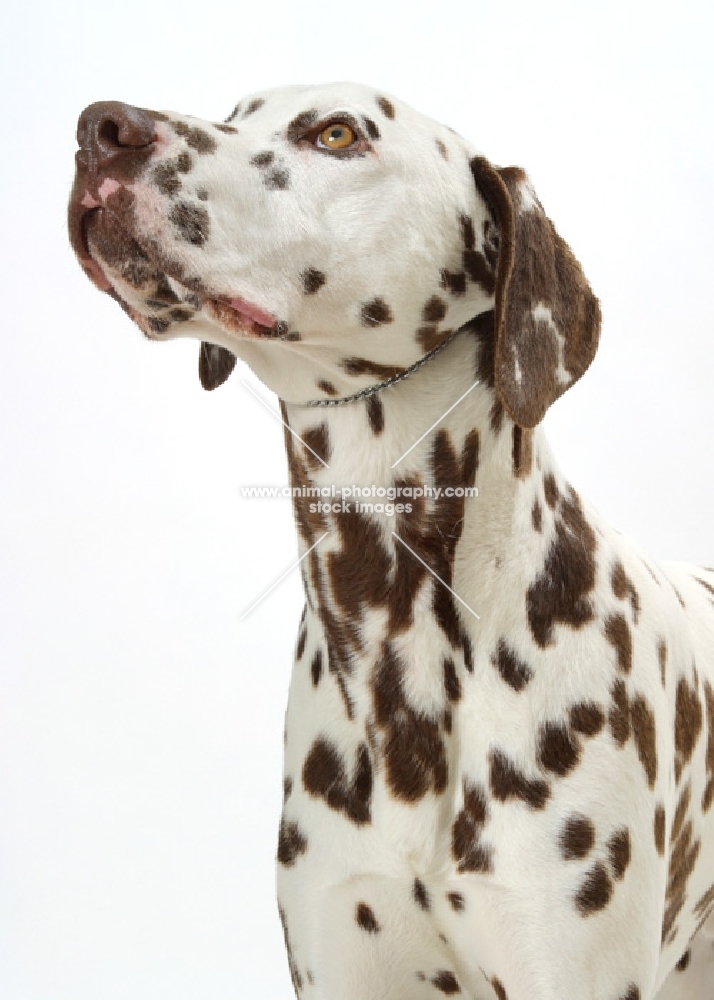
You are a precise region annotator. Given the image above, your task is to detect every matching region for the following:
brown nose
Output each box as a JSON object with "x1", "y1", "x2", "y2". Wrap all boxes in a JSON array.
[{"x1": 76, "y1": 101, "x2": 155, "y2": 175}]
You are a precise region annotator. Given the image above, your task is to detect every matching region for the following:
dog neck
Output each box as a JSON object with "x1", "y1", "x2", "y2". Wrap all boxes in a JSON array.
[{"x1": 280, "y1": 312, "x2": 558, "y2": 668}]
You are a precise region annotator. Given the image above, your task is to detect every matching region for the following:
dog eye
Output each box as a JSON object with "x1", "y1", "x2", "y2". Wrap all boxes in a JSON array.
[{"x1": 317, "y1": 123, "x2": 357, "y2": 150}]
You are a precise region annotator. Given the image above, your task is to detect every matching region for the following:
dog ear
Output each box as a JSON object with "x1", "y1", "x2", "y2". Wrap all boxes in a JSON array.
[
  {"x1": 470, "y1": 157, "x2": 601, "y2": 428},
  {"x1": 199, "y1": 342, "x2": 236, "y2": 390}
]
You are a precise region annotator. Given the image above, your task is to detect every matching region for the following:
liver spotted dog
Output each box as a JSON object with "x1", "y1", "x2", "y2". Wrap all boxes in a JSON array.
[{"x1": 68, "y1": 84, "x2": 714, "y2": 1000}]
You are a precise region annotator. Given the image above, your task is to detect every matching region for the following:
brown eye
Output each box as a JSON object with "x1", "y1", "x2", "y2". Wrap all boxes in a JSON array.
[{"x1": 317, "y1": 123, "x2": 356, "y2": 150}]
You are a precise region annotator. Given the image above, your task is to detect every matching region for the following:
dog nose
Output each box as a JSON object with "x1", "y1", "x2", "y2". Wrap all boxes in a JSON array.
[{"x1": 76, "y1": 101, "x2": 155, "y2": 173}]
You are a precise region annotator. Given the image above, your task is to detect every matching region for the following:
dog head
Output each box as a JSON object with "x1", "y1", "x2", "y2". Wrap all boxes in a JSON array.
[{"x1": 69, "y1": 83, "x2": 599, "y2": 426}]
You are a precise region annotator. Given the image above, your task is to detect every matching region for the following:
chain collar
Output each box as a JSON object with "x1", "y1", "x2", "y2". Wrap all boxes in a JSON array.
[{"x1": 301, "y1": 326, "x2": 466, "y2": 408}]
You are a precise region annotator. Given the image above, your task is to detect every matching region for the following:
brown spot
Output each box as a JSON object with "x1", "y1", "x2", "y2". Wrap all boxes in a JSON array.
[
  {"x1": 326, "y1": 507, "x2": 391, "y2": 630},
  {"x1": 569, "y1": 702, "x2": 605, "y2": 737},
  {"x1": 302, "y1": 422, "x2": 331, "y2": 469},
  {"x1": 423, "y1": 295, "x2": 448, "y2": 323},
  {"x1": 417, "y1": 324, "x2": 450, "y2": 352},
  {"x1": 432, "y1": 971, "x2": 460, "y2": 994},
  {"x1": 607, "y1": 828, "x2": 631, "y2": 880},
  {"x1": 440, "y1": 268, "x2": 467, "y2": 296},
  {"x1": 491, "y1": 977, "x2": 508, "y2": 1000},
  {"x1": 458, "y1": 213, "x2": 475, "y2": 249},
  {"x1": 277, "y1": 817, "x2": 308, "y2": 866},
  {"x1": 662, "y1": 785, "x2": 700, "y2": 942},
  {"x1": 662, "y1": 814, "x2": 701, "y2": 942},
  {"x1": 672, "y1": 785, "x2": 691, "y2": 843},
  {"x1": 560, "y1": 815, "x2": 595, "y2": 860},
  {"x1": 491, "y1": 639, "x2": 532, "y2": 692},
  {"x1": 512, "y1": 426, "x2": 533, "y2": 479},
  {"x1": 462, "y1": 634, "x2": 474, "y2": 673},
  {"x1": 676, "y1": 950, "x2": 691, "y2": 971},
  {"x1": 265, "y1": 169, "x2": 290, "y2": 190},
  {"x1": 341, "y1": 357, "x2": 405, "y2": 380},
  {"x1": 214, "y1": 123, "x2": 238, "y2": 134},
  {"x1": 694, "y1": 884, "x2": 714, "y2": 923},
  {"x1": 693, "y1": 574, "x2": 714, "y2": 599},
  {"x1": 543, "y1": 472, "x2": 559, "y2": 509},
  {"x1": 360, "y1": 297, "x2": 393, "y2": 327},
  {"x1": 413, "y1": 878, "x2": 430, "y2": 911},
  {"x1": 674, "y1": 674, "x2": 702, "y2": 782},
  {"x1": 532, "y1": 498, "x2": 542, "y2": 532},
  {"x1": 169, "y1": 308, "x2": 193, "y2": 323},
  {"x1": 372, "y1": 644, "x2": 447, "y2": 802},
  {"x1": 172, "y1": 121, "x2": 217, "y2": 154},
  {"x1": 250, "y1": 150, "x2": 275, "y2": 167},
  {"x1": 452, "y1": 780, "x2": 493, "y2": 873},
  {"x1": 619, "y1": 987, "x2": 640, "y2": 1000},
  {"x1": 377, "y1": 96, "x2": 395, "y2": 119},
  {"x1": 443, "y1": 657, "x2": 462, "y2": 702},
  {"x1": 447, "y1": 891, "x2": 465, "y2": 912},
  {"x1": 296, "y1": 625, "x2": 307, "y2": 660},
  {"x1": 527, "y1": 487, "x2": 596, "y2": 647},
  {"x1": 244, "y1": 98, "x2": 265, "y2": 116},
  {"x1": 301, "y1": 267, "x2": 326, "y2": 295},
  {"x1": 196, "y1": 189, "x2": 208, "y2": 202},
  {"x1": 575, "y1": 861, "x2": 613, "y2": 916},
  {"x1": 146, "y1": 276, "x2": 181, "y2": 306},
  {"x1": 363, "y1": 116, "x2": 380, "y2": 140},
  {"x1": 654, "y1": 804, "x2": 666, "y2": 856},
  {"x1": 148, "y1": 317, "x2": 171, "y2": 334},
  {"x1": 490, "y1": 748, "x2": 549, "y2": 810},
  {"x1": 317, "y1": 379, "x2": 337, "y2": 396},
  {"x1": 658, "y1": 639, "x2": 668, "y2": 687},
  {"x1": 169, "y1": 201, "x2": 209, "y2": 246},
  {"x1": 604, "y1": 614, "x2": 632, "y2": 674},
  {"x1": 463, "y1": 247, "x2": 496, "y2": 295},
  {"x1": 310, "y1": 649, "x2": 322, "y2": 687},
  {"x1": 302, "y1": 737, "x2": 372, "y2": 825},
  {"x1": 611, "y1": 560, "x2": 641, "y2": 623},
  {"x1": 703, "y1": 681, "x2": 714, "y2": 811},
  {"x1": 490, "y1": 397, "x2": 505, "y2": 435},
  {"x1": 153, "y1": 161, "x2": 181, "y2": 196},
  {"x1": 366, "y1": 396, "x2": 384, "y2": 435},
  {"x1": 609, "y1": 679, "x2": 630, "y2": 746},
  {"x1": 630, "y1": 694, "x2": 657, "y2": 788},
  {"x1": 355, "y1": 902, "x2": 380, "y2": 933},
  {"x1": 176, "y1": 152, "x2": 191, "y2": 173},
  {"x1": 436, "y1": 138, "x2": 448, "y2": 159},
  {"x1": 470, "y1": 310, "x2": 496, "y2": 389},
  {"x1": 287, "y1": 109, "x2": 319, "y2": 144},
  {"x1": 538, "y1": 721, "x2": 580, "y2": 776}
]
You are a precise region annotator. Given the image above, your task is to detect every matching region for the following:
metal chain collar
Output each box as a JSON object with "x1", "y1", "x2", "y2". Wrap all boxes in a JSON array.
[{"x1": 303, "y1": 326, "x2": 465, "y2": 408}]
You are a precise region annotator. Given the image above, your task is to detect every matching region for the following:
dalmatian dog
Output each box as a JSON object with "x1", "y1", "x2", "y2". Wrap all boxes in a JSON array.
[{"x1": 68, "y1": 84, "x2": 714, "y2": 1000}]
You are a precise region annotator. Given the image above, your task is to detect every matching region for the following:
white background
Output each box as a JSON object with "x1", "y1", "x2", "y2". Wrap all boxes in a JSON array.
[{"x1": 1, "y1": 1, "x2": 713, "y2": 997}]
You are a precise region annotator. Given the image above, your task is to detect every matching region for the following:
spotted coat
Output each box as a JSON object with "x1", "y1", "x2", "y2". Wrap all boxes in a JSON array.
[{"x1": 69, "y1": 84, "x2": 714, "y2": 1000}]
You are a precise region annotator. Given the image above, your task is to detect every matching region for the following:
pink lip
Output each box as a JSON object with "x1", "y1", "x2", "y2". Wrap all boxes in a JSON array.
[{"x1": 227, "y1": 296, "x2": 277, "y2": 329}]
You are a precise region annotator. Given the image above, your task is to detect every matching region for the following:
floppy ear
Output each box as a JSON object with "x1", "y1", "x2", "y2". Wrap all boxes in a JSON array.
[
  {"x1": 199, "y1": 342, "x2": 236, "y2": 390},
  {"x1": 470, "y1": 157, "x2": 601, "y2": 428}
]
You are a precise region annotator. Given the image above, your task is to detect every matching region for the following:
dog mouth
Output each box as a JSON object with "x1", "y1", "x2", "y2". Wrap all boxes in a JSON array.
[{"x1": 69, "y1": 201, "x2": 286, "y2": 341}]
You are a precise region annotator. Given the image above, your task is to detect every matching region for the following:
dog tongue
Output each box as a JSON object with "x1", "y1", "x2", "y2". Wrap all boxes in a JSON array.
[{"x1": 228, "y1": 296, "x2": 276, "y2": 329}]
